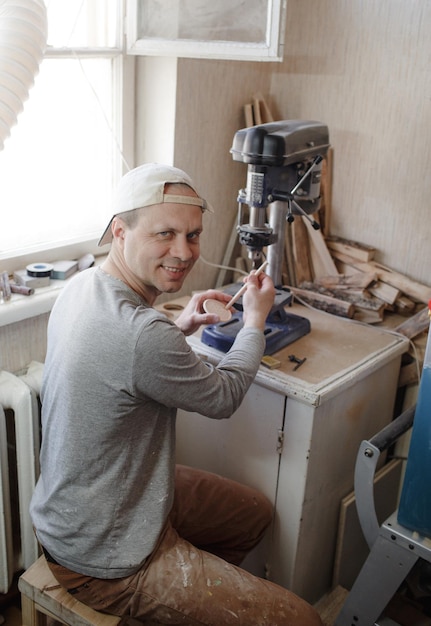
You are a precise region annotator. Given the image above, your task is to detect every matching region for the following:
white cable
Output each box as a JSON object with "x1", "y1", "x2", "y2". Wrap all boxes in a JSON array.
[{"x1": 198, "y1": 254, "x2": 248, "y2": 277}]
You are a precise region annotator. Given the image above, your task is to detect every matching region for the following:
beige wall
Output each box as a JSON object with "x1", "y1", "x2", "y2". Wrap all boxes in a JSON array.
[
  {"x1": 0, "y1": 314, "x2": 48, "y2": 373},
  {"x1": 272, "y1": 0, "x2": 431, "y2": 285},
  {"x1": 173, "y1": 58, "x2": 274, "y2": 294},
  {"x1": 138, "y1": 0, "x2": 431, "y2": 298},
  {"x1": 137, "y1": 55, "x2": 275, "y2": 299}
]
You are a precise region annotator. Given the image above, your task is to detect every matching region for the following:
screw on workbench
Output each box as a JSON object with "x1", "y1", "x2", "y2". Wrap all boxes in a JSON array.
[{"x1": 288, "y1": 354, "x2": 307, "y2": 371}]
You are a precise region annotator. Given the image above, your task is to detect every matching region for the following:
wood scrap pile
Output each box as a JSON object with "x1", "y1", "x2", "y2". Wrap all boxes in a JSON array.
[
  {"x1": 275, "y1": 127, "x2": 431, "y2": 335},
  {"x1": 285, "y1": 230, "x2": 431, "y2": 334},
  {"x1": 243, "y1": 92, "x2": 274, "y2": 126}
]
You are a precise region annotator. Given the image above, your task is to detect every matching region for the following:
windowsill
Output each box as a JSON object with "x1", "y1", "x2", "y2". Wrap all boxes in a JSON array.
[
  {"x1": 0, "y1": 279, "x2": 68, "y2": 328},
  {"x1": 0, "y1": 255, "x2": 107, "y2": 328}
]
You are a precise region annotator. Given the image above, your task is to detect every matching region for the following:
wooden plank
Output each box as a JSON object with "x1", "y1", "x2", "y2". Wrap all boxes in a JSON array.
[
  {"x1": 394, "y1": 306, "x2": 430, "y2": 339},
  {"x1": 290, "y1": 286, "x2": 354, "y2": 317},
  {"x1": 303, "y1": 217, "x2": 339, "y2": 278},
  {"x1": 254, "y1": 92, "x2": 274, "y2": 123},
  {"x1": 326, "y1": 236, "x2": 376, "y2": 262},
  {"x1": 395, "y1": 295, "x2": 416, "y2": 316},
  {"x1": 284, "y1": 224, "x2": 296, "y2": 286},
  {"x1": 291, "y1": 216, "x2": 313, "y2": 284},
  {"x1": 330, "y1": 251, "x2": 431, "y2": 303},
  {"x1": 333, "y1": 259, "x2": 363, "y2": 276},
  {"x1": 252, "y1": 97, "x2": 262, "y2": 124},
  {"x1": 299, "y1": 282, "x2": 385, "y2": 311},
  {"x1": 314, "y1": 273, "x2": 377, "y2": 290},
  {"x1": 314, "y1": 585, "x2": 349, "y2": 626},
  {"x1": 368, "y1": 281, "x2": 400, "y2": 305},
  {"x1": 353, "y1": 306, "x2": 385, "y2": 324},
  {"x1": 320, "y1": 148, "x2": 333, "y2": 236},
  {"x1": 244, "y1": 103, "x2": 254, "y2": 127},
  {"x1": 21, "y1": 594, "x2": 44, "y2": 626},
  {"x1": 19, "y1": 557, "x2": 121, "y2": 626}
]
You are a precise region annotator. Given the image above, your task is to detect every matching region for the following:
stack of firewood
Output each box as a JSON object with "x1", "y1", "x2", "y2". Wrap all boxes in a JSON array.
[
  {"x1": 281, "y1": 154, "x2": 431, "y2": 332},
  {"x1": 286, "y1": 232, "x2": 431, "y2": 329}
]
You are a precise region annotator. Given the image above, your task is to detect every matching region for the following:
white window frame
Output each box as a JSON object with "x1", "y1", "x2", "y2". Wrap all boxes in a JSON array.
[
  {"x1": 126, "y1": 0, "x2": 287, "y2": 62},
  {"x1": 0, "y1": 7, "x2": 135, "y2": 276}
]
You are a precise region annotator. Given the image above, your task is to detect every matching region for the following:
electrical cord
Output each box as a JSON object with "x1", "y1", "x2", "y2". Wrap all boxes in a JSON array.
[{"x1": 198, "y1": 253, "x2": 249, "y2": 277}]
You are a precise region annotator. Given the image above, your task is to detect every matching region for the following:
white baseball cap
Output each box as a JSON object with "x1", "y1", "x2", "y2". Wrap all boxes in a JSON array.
[{"x1": 98, "y1": 163, "x2": 212, "y2": 246}]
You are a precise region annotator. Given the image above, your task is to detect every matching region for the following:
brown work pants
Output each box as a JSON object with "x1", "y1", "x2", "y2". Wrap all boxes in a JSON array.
[{"x1": 46, "y1": 465, "x2": 322, "y2": 625}]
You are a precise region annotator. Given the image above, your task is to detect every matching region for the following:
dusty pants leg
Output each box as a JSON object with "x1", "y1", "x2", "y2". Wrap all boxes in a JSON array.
[
  {"x1": 47, "y1": 524, "x2": 322, "y2": 626},
  {"x1": 45, "y1": 466, "x2": 322, "y2": 624},
  {"x1": 170, "y1": 464, "x2": 273, "y2": 565}
]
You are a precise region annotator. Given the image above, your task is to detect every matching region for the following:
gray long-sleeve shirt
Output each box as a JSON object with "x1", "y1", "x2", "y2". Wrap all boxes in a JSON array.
[{"x1": 30, "y1": 267, "x2": 265, "y2": 578}]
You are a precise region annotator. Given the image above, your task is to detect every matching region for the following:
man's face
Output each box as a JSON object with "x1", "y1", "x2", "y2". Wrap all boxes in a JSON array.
[{"x1": 115, "y1": 187, "x2": 203, "y2": 300}]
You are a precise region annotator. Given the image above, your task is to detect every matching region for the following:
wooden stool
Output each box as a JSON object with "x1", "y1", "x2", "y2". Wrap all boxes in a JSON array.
[{"x1": 19, "y1": 555, "x2": 121, "y2": 626}]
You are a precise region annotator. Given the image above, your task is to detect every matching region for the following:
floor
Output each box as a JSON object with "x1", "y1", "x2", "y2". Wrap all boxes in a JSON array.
[
  {"x1": 314, "y1": 586, "x2": 349, "y2": 625},
  {"x1": 315, "y1": 585, "x2": 431, "y2": 626}
]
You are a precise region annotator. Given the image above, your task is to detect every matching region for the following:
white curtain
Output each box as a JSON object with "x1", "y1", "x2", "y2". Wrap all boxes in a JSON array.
[{"x1": 0, "y1": 0, "x2": 47, "y2": 150}]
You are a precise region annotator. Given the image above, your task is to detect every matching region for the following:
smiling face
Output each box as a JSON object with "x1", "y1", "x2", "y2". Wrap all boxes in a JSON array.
[{"x1": 107, "y1": 183, "x2": 203, "y2": 303}]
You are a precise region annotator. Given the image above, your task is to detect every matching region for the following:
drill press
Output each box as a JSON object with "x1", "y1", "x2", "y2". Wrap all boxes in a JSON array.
[{"x1": 202, "y1": 120, "x2": 330, "y2": 356}]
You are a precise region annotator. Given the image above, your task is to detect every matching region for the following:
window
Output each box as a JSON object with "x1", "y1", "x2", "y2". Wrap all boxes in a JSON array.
[
  {"x1": 126, "y1": 0, "x2": 287, "y2": 61},
  {"x1": 0, "y1": 0, "x2": 133, "y2": 268}
]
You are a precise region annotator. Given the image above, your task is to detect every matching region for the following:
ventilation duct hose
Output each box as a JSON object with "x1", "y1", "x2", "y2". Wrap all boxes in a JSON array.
[{"x1": 0, "y1": 0, "x2": 48, "y2": 150}]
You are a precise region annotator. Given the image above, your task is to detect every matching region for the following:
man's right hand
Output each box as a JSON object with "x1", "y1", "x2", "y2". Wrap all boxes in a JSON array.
[{"x1": 241, "y1": 271, "x2": 276, "y2": 331}]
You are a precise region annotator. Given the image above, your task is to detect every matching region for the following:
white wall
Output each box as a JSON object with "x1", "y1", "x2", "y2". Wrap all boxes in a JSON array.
[
  {"x1": 135, "y1": 56, "x2": 178, "y2": 165},
  {"x1": 136, "y1": 56, "x2": 274, "y2": 299}
]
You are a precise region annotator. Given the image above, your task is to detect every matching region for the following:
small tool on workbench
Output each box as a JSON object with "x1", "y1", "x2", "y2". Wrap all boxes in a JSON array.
[
  {"x1": 261, "y1": 355, "x2": 281, "y2": 370},
  {"x1": 288, "y1": 354, "x2": 307, "y2": 371}
]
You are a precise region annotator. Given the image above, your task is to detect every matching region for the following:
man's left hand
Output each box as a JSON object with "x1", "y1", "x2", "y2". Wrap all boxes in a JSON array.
[{"x1": 174, "y1": 290, "x2": 232, "y2": 336}]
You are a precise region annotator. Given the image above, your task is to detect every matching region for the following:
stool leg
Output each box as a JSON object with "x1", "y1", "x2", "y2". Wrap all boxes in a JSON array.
[
  {"x1": 21, "y1": 596, "x2": 47, "y2": 626},
  {"x1": 334, "y1": 533, "x2": 419, "y2": 625}
]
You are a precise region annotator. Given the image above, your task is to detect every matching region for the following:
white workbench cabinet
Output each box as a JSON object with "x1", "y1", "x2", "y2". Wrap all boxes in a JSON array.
[{"x1": 170, "y1": 302, "x2": 409, "y2": 604}]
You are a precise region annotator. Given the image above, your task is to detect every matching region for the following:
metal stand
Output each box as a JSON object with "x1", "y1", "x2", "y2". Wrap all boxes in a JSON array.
[{"x1": 334, "y1": 406, "x2": 431, "y2": 626}]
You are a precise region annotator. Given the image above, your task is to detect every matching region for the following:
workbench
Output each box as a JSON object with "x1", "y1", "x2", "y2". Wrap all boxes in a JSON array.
[{"x1": 157, "y1": 298, "x2": 409, "y2": 604}]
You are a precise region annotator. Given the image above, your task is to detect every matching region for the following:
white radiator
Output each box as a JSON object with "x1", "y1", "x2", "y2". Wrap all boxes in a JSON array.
[{"x1": 0, "y1": 361, "x2": 43, "y2": 593}]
